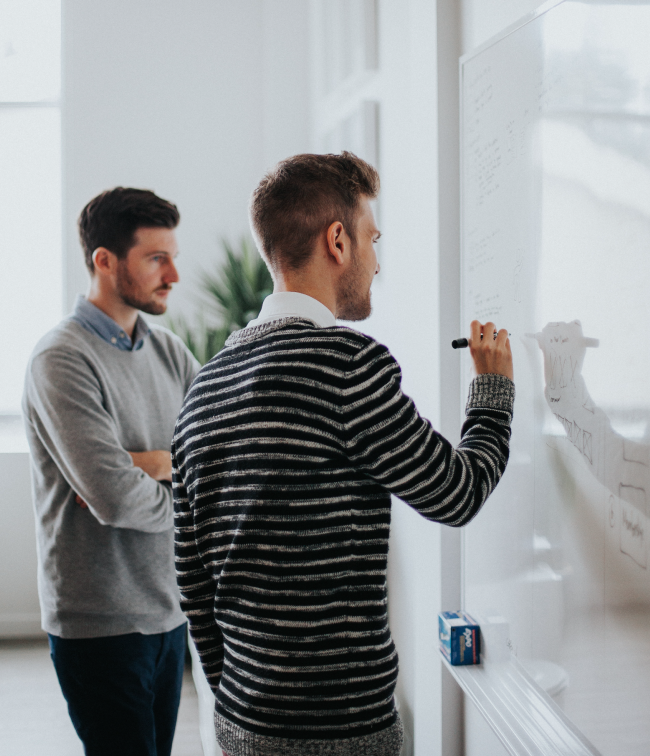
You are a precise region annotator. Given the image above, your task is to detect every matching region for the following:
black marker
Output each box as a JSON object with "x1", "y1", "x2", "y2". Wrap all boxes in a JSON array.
[{"x1": 451, "y1": 333, "x2": 511, "y2": 349}]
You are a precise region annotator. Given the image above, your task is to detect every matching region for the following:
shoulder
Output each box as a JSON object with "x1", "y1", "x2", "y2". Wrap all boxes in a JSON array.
[
  {"x1": 209, "y1": 318, "x2": 396, "y2": 379},
  {"x1": 325, "y1": 325, "x2": 396, "y2": 367},
  {"x1": 226, "y1": 319, "x2": 395, "y2": 365},
  {"x1": 29, "y1": 318, "x2": 95, "y2": 365},
  {"x1": 149, "y1": 322, "x2": 192, "y2": 354},
  {"x1": 324, "y1": 324, "x2": 377, "y2": 351},
  {"x1": 276, "y1": 320, "x2": 391, "y2": 361},
  {"x1": 148, "y1": 323, "x2": 201, "y2": 379},
  {"x1": 280, "y1": 322, "x2": 400, "y2": 382},
  {"x1": 24, "y1": 320, "x2": 101, "y2": 405}
]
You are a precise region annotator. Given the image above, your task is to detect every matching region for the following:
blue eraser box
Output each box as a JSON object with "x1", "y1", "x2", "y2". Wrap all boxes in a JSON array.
[{"x1": 439, "y1": 611, "x2": 481, "y2": 665}]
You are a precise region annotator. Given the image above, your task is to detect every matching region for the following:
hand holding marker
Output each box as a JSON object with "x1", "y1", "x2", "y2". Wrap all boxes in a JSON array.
[
  {"x1": 454, "y1": 321, "x2": 514, "y2": 381},
  {"x1": 452, "y1": 332, "x2": 510, "y2": 349}
]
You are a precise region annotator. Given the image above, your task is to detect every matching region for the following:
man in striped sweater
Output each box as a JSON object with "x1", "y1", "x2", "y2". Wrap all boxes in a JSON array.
[{"x1": 172, "y1": 153, "x2": 514, "y2": 756}]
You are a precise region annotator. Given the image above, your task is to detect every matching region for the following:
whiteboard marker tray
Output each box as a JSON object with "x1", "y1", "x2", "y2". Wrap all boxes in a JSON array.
[{"x1": 442, "y1": 654, "x2": 601, "y2": 756}]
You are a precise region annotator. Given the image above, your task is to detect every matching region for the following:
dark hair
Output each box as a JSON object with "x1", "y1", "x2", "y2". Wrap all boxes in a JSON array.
[
  {"x1": 250, "y1": 152, "x2": 380, "y2": 272},
  {"x1": 78, "y1": 187, "x2": 180, "y2": 273}
]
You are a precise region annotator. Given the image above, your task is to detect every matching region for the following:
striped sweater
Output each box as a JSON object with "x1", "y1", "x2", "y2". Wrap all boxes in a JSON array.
[{"x1": 172, "y1": 317, "x2": 514, "y2": 754}]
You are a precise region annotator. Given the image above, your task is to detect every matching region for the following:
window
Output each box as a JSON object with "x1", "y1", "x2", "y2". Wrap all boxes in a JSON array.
[{"x1": 0, "y1": 0, "x2": 62, "y2": 449}]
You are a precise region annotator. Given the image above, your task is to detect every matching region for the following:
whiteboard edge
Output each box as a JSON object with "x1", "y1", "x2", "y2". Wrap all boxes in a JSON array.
[
  {"x1": 458, "y1": 48, "x2": 466, "y2": 618},
  {"x1": 459, "y1": 0, "x2": 566, "y2": 65}
]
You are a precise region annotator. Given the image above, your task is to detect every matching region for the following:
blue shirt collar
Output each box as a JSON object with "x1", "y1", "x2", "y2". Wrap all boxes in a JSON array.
[{"x1": 71, "y1": 295, "x2": 151, "y2": 351}]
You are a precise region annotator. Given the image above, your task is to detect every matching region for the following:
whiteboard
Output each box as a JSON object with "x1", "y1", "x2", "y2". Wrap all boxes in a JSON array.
[{"x1": 460, "y1": 2, "x2": 650, "y2": 754}]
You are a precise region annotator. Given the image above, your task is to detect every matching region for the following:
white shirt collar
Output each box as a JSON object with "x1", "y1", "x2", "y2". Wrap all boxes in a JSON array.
[{"x1": 247, "y1": 292, "x2": 336, "y2": 329}]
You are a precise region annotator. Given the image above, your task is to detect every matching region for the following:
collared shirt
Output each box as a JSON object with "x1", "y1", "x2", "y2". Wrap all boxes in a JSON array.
[
  {"x1": 71, "y1": 295, "x2": 151, "y2": 351},
  {"x1": 246, "y1": 292, "x2": 336, "y2": 329}
]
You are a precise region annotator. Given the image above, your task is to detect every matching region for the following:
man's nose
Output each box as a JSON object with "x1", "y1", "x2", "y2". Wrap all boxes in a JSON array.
[
  {"x1": 166, "y1": 260, "x2": 180, "y2": 284},
  {"x1": 375, "y1": 263, "x2": 381, "y2": 275}
]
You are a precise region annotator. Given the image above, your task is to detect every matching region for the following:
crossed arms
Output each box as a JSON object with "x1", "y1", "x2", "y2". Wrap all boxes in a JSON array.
[{"x1": 25, "y1": 347, "x2": 175, "y2": 533}]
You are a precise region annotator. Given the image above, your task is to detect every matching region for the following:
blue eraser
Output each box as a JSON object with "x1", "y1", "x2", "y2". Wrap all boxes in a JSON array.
[{"x1": 439, "y1": 611, "x2": 481, "y2": 665}]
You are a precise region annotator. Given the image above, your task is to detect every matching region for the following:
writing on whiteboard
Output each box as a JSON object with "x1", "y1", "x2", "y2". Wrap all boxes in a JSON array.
[
  {"x1": 472, "y1": 137, "x2": 502, "y2": 205},
  {"x1": 467, "y1": 227, "x2": 500, "y2": 273},
  {"x1": 472, "y1": 292, "x2": 502, "y2": 321}
]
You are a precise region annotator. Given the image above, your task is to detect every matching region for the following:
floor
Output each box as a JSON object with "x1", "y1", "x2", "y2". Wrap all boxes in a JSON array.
[{"x1": 0, "y1": 638, "x2": 203, "y2": 756}]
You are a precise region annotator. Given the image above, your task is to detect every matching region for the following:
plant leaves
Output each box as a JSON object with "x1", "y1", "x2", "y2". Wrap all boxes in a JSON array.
[{"x1": 164, "y1": 237, "x2": 272, "y2": 365}]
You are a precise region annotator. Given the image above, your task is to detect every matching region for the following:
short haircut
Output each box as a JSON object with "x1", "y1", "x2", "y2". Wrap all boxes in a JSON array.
[
  {"x1": 78, "y1": 187, "x2": 180, "y2": 273},
  {"x1": 250, "y1": 152, "x2": 380, "y2": 272}
]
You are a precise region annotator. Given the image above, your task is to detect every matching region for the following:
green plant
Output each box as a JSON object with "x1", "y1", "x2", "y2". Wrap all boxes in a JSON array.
[{"x1": 167, "y1": 237, "x2": 272, "y2": 365}]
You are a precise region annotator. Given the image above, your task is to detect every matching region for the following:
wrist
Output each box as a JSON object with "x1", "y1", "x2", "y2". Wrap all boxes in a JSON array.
[{"x1": 467, "y1": 374, "x2": 515, "y2": 413}]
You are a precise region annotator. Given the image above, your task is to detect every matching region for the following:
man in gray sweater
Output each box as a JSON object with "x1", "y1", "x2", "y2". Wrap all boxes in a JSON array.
[{"x1": 23, "y1": 188, "x2": 200, "y2": 756}]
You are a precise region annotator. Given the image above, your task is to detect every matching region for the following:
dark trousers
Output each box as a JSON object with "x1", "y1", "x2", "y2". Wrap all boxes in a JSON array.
[{"x1": 48, "y1": 623, "x2": 186, "y2": 756}]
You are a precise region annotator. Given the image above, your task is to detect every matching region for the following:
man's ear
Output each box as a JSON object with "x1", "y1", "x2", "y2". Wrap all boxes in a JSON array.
[
  {"x1": 92, "y1": 247, "x2": 117, "y2": 275},
  {"x1": 325, "y1": 221, "x2": 347, "y2": 266}
]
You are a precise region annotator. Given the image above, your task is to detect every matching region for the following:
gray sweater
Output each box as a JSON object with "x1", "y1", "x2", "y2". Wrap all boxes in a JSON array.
[{"x1": 23, "y1": 317, "x2": 199, "y2": 638}]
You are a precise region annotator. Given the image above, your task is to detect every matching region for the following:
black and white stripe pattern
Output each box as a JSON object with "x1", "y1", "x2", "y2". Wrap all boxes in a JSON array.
[{"x1": 172, "y1": 318, "x2": 514, "y2": 746}]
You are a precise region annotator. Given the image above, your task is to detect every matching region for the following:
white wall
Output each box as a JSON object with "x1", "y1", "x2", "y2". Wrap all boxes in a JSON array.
[
  {"x1": 0, "y1": 455, "x2": 41, "y2": 637},
  {"x1": 368, "y1": 2, "x2": 442, "y2": 753},
  {"x1": 261, "y1": 1, "x2": 311, "y2": 170},
  {"x1": 62, "y1": 0, "x2": 310, "y2": 317}
]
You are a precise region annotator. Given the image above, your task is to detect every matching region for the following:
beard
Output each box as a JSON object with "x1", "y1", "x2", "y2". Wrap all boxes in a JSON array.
[
  {"x1": 116, "y1": 261, "x2": 170, "y2": 315},
  {"x1": 336, "y1": 248, "x2": 372, "y2": 322}
]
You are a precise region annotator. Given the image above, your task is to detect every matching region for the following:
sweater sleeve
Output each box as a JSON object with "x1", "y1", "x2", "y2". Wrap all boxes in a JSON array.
[
  {"x1": 25, "y1": 348, "x2": 173, "y2": 533},
  {"x1": 185, "y1": 351, "x2": 201, "y2": 392},
  {"x1": 343, "y1": 341, "x2": 514, "y2": 526},
  {"x1": 172, "y1": 447, "x2": 224, "y2": 694},
  {"x1": 170, "y1": 330, "x2": 201, "y2": 392}
]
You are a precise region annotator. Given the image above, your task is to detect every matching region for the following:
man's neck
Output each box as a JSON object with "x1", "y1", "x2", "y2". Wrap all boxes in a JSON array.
[
  {"x1": 272, "y1": 276, "x2": 337, "y2": 320},
  {"x1": 87, "y1": 288, "x2": 139, "y2": 339}
]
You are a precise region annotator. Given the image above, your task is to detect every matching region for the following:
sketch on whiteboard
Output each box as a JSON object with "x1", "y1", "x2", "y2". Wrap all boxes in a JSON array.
[
  {"x1": 623, "y1": 438, "x2": 649, "y2": 466},
  {"x1": 619, "y1": 485, "x2": 647, "y2": 568},
  {"x1": 535, "y1": 320, "x2": 650, "y2": 568}
]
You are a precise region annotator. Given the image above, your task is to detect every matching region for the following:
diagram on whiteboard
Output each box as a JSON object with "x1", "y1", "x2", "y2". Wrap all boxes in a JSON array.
[{"x1": 535, "y1": 320, "x2": 649, "y2": 568}]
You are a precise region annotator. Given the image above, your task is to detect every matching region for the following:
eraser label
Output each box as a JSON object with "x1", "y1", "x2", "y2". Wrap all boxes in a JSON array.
[{"x1": 439, "y1": 611, "x2": 481, "y2": 665}]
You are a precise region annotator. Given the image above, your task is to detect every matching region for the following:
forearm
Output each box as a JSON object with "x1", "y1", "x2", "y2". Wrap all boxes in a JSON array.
[
  {"x1": 129, "y1": 451, "x2": 172, "y2": 482},
  {"x1": 398, "y1": 376, "x2": 513, "y2": 525},
  {"x1": 78, "y1": 459, "x2": 174, "y2": 531},
  {"x1": 346, "y1": 342, "x2": 514, "y2": 526}
]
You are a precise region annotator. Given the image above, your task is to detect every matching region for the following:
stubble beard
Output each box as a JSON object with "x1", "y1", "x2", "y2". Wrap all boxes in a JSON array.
[
  {"x1": 116, "y1": 261, "x2": 170, "y2": 316},
  {"x1": 336, "y1": 247, "x2": 372, "y2": 322}
]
